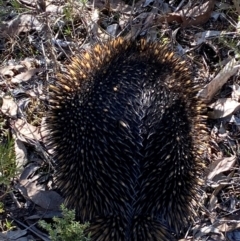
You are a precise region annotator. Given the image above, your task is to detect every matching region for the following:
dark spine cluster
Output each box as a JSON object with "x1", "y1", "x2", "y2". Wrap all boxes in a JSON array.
[{"x1": 46, "y1": 38, "x2": 208, "y2": 240}]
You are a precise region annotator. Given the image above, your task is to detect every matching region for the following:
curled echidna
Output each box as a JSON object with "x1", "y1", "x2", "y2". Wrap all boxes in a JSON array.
[{"x1": 46, "y1": 38, "x2": 208, "y2": 240}]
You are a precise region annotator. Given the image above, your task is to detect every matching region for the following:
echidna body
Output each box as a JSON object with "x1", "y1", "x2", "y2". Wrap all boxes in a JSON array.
[{"x1": 46, "y1": 38, "x2": 207, "y2": 240}]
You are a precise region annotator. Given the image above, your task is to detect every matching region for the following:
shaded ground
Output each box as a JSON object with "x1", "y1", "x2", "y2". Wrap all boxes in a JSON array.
[{"x1": 0, "y1": 0, "x2": 240, "y2": 240}]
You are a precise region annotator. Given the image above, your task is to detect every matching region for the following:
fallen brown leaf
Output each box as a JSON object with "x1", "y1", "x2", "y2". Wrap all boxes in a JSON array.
[
  {"x1": 208, "y1": 98, "x2": 240, "y2": 119},
  {"x1": 11, "y1": 68, "x2": 43, "y2": 84},
  {"x1": 1, "y1": 95, "x2": 18, "y2": 118},
  {"x1": 200, "y1": 58, "x2": 240, "y2": 102},
  {"x1": 157, "y1": 0, "x2": 216, "y2": 27},
  {"x1": 207, "y1": 156, "x2": 236, "y2": 180},
  {"x1": 13, "y1": 119, "x2": 42, "y2": 142},
  {"x1": 1, "y1": 14, "x2": 42, "y2": 38}
]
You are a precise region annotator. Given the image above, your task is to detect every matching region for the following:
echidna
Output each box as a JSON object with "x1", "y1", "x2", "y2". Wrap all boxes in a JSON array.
[{"x1": 46, "y1": 38, "x2": 208, "y2": 240}]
